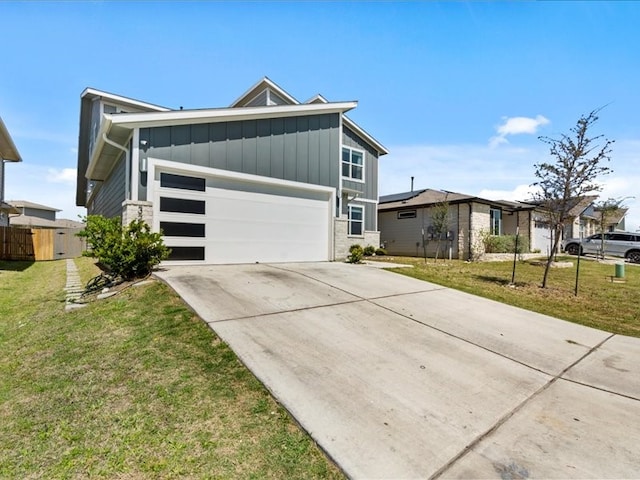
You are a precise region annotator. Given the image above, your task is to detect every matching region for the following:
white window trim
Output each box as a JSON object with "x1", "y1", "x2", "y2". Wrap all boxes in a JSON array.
[
  {"x1": 348, "y1": 204, "x2": 364, "y2": 237},
  {"x1": 341, "y1": 146, "x2": 365, "y2": 183}
]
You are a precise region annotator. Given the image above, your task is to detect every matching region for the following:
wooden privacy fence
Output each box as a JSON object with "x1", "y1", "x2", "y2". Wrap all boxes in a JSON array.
[{"x1": 0, "y1": 226, "x2": 86, "y2": 261}]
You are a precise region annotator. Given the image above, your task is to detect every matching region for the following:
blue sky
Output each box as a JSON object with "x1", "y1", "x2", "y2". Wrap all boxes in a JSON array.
[{"x1": 2, "y1": 2, "x2": 639, "y2": 229}]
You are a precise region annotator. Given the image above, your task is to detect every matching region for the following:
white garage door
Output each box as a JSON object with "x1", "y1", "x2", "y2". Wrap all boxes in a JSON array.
[{"x1": 150, "y1": 161, "x2": 334, "y2": 264}]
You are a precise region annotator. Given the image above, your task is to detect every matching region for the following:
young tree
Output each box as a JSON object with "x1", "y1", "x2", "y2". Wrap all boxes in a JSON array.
[
  {"x1": 431, "y1": 198, "x2": 450, "y2": 262},
  {"x1": 532, "y1": 109, "x2": 613, "y2": 288},
  {"x1": 593, "y1": 197, "x2": 628, "y2": 258}
]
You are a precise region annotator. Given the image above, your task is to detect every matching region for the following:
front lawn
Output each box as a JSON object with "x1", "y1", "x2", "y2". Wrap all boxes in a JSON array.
[
  {"x1": 0, "y1": 258, "x2": 343, "y2": 479},
  {"x1": 374, "y1": 256, "x2": 640, "y2": 337}
]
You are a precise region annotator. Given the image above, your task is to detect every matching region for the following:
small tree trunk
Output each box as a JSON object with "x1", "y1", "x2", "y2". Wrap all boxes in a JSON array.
[{"x1": 541, "y1": 226, "x2": 562, "y2": 288}]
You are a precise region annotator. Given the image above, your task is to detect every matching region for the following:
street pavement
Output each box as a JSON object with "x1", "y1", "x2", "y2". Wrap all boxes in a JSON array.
[{"x1": 155, "y1": 262, "x2": 640, "y2": 479}]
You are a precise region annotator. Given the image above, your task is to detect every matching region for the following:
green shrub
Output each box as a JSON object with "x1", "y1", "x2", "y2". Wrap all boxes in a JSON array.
[
  {"x1": 78, "y1": 215, "x2": 170, "y2": 280},
  {"x1": 375, "y1": 247, "x2": 387, "y2": 256},
  {"x1": 482, "y1": 235, "x2": 530, "y2": 254},
  {"x1": 363, "y1": 245, "x2": 376, "y2": 256},
  {"x1": 347, "y1": 244, "x2": 364, "y2": 264}
]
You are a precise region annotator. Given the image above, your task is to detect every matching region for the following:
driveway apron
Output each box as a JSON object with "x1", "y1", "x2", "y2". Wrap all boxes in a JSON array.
[{"x1": 155, "y1": 262, "x2": 640, "y2": 479}]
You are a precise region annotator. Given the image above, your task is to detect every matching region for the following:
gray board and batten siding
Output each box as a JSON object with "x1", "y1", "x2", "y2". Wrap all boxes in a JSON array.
[
  {"x1": 88, "y1": 155, "x2": 126, "y2": 219},
  {"x1": 138, "y1": 114, "x2": 341, "y2": 201}
]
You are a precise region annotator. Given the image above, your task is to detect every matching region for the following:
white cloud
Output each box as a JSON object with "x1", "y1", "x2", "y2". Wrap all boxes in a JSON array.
[
  {"x1": 478, "y1": 184, "x2": 540, "y2": 202},
  {"x1": 46, "y1": 168, "x2": 76, "y2": 184},
  {"x1": 489, "y1": 115, "x2": 550, "y2": 148}
]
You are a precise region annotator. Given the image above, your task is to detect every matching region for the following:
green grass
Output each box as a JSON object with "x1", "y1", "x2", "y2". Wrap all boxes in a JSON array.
[
  {"x1": 374, "y1": 256, "x2": 640, "y2": 337},
  {"x1": 0, "y1": 258, "x2": 343, "y2": 479}
]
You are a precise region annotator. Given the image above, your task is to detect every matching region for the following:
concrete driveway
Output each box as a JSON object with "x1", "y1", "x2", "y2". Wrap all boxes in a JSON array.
[{"x1": 155, "y1": 262, "x2": 640, "y2": 479}]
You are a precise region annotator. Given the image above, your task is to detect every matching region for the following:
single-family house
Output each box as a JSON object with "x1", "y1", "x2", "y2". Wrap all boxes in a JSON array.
[
  {"x1": 76, "y1": 78, "x2": 388, "y2": 264},
  {"x1": 8, "y1": 200, "x2": 84, "y2": 229},
  {"x1": 378, "y1": 188, "x2": 553, "y2": 260},
  {"x1": 0, "y1": 117, "x2": 22, "y2": 227}
]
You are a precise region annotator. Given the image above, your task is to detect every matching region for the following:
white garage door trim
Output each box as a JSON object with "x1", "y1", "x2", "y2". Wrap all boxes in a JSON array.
[{"x1": 147, "y1": 158, "x2": 335, "y2": 265}]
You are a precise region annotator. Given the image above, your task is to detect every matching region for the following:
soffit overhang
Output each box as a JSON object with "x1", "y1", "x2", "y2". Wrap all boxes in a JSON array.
[{"x1": 0, "y1": 117, "x2": 22, "y2": 162}]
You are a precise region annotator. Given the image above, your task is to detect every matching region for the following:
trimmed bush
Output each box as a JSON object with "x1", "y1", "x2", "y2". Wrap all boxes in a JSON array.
[
  {"x1": 375, "y1": 247, "x2": 387, "y2": 256},
  {"x1": 347, "y1": 244, "x2": 364, "y2": 264},
  {"x1": 482, "y1": 234, "x2": 530, "y2": 254},
  {"x1": 78, "y1": 215, "x2": 170, "y2": 280},
  {"x1": 363, "y1": 245, "x2": 376, "y2": 256}
]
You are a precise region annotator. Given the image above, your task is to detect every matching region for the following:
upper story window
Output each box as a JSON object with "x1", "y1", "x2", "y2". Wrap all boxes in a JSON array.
[
  {"x1": 342, "y1": 147, "x2": 364, "y2": 182},
  {"x1": 490, "y1": 208, "x2": 502, "y2": 235}
]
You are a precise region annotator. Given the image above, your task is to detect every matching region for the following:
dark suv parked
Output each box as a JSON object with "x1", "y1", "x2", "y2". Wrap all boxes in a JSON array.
[{"x1": 562, "y1": 232, "x2": 640, "y2": 263}]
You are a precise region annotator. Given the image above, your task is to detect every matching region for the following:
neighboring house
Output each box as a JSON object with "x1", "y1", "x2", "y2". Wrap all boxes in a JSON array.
[
  {"x1": 0, "y1": 117, "x2": 22, "y2": 227},
  {"x1": 76, "y1": 78, "x2": 388, "y2": 264},
  {"x1": 564, "y1": 196, "x2": 628, "y2": 238},
  {"x1": 8, "y1": 200, "x2": 84, "y2": 229},
  {"x1": 378, "y1": 188, "x2": 553, "y2": 260}
]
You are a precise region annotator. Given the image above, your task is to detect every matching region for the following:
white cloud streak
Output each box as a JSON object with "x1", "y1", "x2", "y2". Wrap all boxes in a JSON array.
[
  {"x1": 489, "y1": 115, "x2": 550, "y2": 148},
  {"x1": 46, "y1": 168, "x2": 77, "y2": 184}
]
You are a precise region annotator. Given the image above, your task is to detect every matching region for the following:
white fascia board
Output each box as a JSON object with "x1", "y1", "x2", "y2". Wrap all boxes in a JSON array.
[
  {"x1": 81, "y1": 88, "x2": 171, "y2": 112},
  {"x1": 343, "y1": 115, "x2": 389, "y2": 156},
  {"x1": 110, "y1": 102, "x2": 358, "y2": 129}
]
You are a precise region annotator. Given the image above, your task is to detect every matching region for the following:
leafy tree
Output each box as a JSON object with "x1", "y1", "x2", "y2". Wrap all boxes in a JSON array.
[
  {"x1": 78, "y1": 215, "x2": 170, "y2": 280},
  {"x1": 532, "y1": 109, "x2": 613, "y2": 288},
  {"x1": 593, "y1": 197, "x2": 628, "y2": 258}
]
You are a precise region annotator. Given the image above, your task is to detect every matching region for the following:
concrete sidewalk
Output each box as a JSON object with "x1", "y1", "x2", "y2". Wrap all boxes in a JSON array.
[{"x1": 155, "y1": 262, "x2": 640, "y2": 479}]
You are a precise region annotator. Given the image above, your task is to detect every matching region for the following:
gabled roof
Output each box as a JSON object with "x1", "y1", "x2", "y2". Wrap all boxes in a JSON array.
[
  {"x1": 0, "y1": 117, "x2": 22, "y2": 162},
  {"x1": 8, "y1": 200, "x2": 60, "y2": 212},
  {"x1": 233, "y1": 78, "x2": 388, "y2": 155},
  {"x1": 566, "y1": 195, "x2": 598, "y2": 218},
  {"x1": 230, "y1": 77, "x2": 299, "y2": 107}
]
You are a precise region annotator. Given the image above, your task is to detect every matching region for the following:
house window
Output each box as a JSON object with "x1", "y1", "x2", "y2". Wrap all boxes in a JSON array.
[
  {"x1": 397, "y1": 210, "x2": 417, "y2": 219},
  {"x1": 342, "y1": 147, "x2": 364, "y2": 181},
  {"x1": 348, "y1": 205, "x2": 364, "y2": 236},
  {"x1": 490, "y1": 208, "x2": 502, "y2": 235}
]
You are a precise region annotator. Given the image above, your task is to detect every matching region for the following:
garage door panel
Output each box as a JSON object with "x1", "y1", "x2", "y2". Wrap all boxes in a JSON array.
[{"x1": 155, "y1": 167, "x2": 332, "y2": 264}]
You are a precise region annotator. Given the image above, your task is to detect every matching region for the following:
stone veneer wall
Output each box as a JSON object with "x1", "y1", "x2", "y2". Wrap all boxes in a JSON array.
[
  {"x1": 469, "y1": 202, "x2": 490, "y2": 261},
  {"x1": 333, "y1": 218, "x2": 380, "y2": 261},
  {"x1": 122, "y1": 200, "x2": 153, "y2": 227}
]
